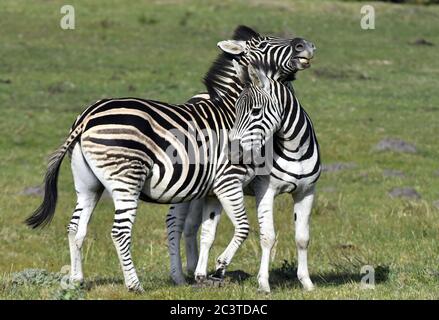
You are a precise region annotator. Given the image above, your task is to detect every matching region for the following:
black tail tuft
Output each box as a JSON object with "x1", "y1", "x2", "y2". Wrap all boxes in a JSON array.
[{"x1": 25, "y1": 150, "x2": 65, "y2": 229}]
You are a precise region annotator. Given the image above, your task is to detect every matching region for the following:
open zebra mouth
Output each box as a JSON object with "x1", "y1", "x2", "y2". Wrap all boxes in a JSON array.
[
  {"x1": 298, "y1": 58, "x2": 310, "y2": 66},
  {"x1": 294, "y1": 56, "x2": 312, "y2": 69}
]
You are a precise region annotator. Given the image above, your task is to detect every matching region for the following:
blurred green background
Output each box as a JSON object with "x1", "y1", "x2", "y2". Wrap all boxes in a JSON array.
[{"x1": 0, "y1": 0, "x2": 438, "y2": 299}]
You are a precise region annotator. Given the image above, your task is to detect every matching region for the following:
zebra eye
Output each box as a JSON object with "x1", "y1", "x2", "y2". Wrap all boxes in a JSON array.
[
  {"x1": 251, "y1": 107, "x2": 261, "y2": 116},
  {"x1": 257, "y1": 41, "x2": 268, "y2": 50}
]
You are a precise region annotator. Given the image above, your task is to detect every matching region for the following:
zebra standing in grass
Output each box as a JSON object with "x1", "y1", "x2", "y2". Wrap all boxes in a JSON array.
[
  {"x1": 26, "y1": 26, "x2": 314, "y2": 292},
  {"x1": 167, "y1": 27, "x2": 320, "y2": 292}
]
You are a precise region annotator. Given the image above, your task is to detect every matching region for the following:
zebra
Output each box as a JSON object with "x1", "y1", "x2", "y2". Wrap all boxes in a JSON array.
[
  {"x1": 25, "y1": 26, "x2": 314, "y2": 292},
  {"x1": 167, "y1": 30, "x2": 320, "y2": 293},
  {"x1": 163, "y1": 26, "x2": 318, "y2": 285},
  {"x1": 229, "y1": 60, "x2": 321, "y2": 292}
]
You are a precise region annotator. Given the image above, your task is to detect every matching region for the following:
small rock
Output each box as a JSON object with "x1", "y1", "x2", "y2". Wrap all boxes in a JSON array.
[
  {"x1": 20, "y1": 186, "x2": 44, "y2": 196},
  {"x1": 433, "y1": 201, "x2": 439, "y2": 210},
  {"x1": 383, "y1": 169, "x2": 405, "y2": 178},
  {"x1": 388, "y1": 187, "x2": 421, "y2": 200},
  {"x1": 322, "y1": 162, "x2": 357, "y2": 173},
  {"x1": 373, "y1": 138, "x2": 417, "y2": 154},
  {"x1": 411, "y1": 38, "x2": 434, "y2": 46}
]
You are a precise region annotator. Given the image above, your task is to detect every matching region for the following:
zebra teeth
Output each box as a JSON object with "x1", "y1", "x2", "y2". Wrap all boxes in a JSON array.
[{"x1": 299, "y1": 58, "x2": 310, "y2": 65}]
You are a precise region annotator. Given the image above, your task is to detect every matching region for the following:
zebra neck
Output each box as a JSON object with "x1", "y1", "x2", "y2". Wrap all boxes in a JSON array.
[{"x1": 276, "y1": 94, "x2": 314, "y2": 150}]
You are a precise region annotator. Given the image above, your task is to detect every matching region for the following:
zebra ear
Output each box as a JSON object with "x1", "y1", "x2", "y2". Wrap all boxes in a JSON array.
[
  {"x1": 232, "y1": 59, "x2": 246, "y2": 83},
  {"x1": 217, "y1": 40, "x2": 246, "y2": 55},
  {"x1": 248, "y1": 65, "x2": 270, "y2": 94}
]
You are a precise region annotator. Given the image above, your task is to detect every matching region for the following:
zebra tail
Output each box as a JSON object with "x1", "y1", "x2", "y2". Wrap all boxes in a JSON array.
[{"x1": 25, "y1": 123, "x2": 84, "y2": 229}]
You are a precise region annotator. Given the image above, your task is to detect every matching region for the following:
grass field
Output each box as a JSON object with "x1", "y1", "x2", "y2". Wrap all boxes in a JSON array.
[{"x1": 1, "y1": 0, "x2": 439, "y2": 299}]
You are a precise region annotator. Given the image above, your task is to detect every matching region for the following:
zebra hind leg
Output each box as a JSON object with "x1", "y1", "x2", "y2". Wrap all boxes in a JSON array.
[
  {"x1": 67, "y1": 144, "x2": 103, "y2": 285},
  {"x1": 166, "y1": 202, "x2": 190, "y2": 285},
  {"x1": 184, "y1": 199, "x2": 204, "y2": 275},
  {"x1": 111, "y1": 190, "x2": 145, "y2": 292}
]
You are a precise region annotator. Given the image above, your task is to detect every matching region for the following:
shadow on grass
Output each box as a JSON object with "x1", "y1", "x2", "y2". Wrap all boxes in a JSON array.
[
  {"x1": 224, "y1": 270, "x2": 252, "y2": 283},
  {"x1": 269, "y1": 260, "x2": 390, "y2": 289}
]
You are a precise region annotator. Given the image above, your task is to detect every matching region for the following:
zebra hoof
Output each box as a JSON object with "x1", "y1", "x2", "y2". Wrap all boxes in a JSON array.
[
  {"x1": 257, "y1": 277, "x2": 271, "y2": 294},
  {"x1": 209, "y1": 268, "x2": 225, "y2": 281},
  {"x1": 195, "y1": 274, "x2": 207, "y2": 284},
  {"x1": 300, "y1": 277, "x2": 315, "y2": 291},
  {"x1": 69, "y1": 276, "x2": 84, "y2": 287},
  {"x1": 257, "y1": 285, "x2": 271, "y2": 294},
  {"x1": 171, "y1": 274, "x2": 187, "y2": 286},
  {"x1": 174, "y1": 279, "x2": 187, "y2": 286},
  {"x1": 192, "y1": 275, "x2": 211, "y2": 289}
]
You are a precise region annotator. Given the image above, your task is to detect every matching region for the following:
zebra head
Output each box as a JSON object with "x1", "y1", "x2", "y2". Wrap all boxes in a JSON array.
[
  {"x1": 217, "y1": 26, "x2": 316, "y2": 82},
  {"x1": 229, "y1": 61, "x2": 284, "y2": 157}
]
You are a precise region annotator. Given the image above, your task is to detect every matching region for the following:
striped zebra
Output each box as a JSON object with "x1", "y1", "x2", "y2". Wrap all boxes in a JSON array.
[
  {"x1": 230, "y1": 60, "x2": 321, "y2": 292},
  {"x1": 25, "y1": 26, "x2": 313, "y2": 292},
  {"x1": 162, "y1": 27, "x2": 317, "y2": 285},
  {"x1": 167, "y1": 30, "x2": 320, "y2": 293}
]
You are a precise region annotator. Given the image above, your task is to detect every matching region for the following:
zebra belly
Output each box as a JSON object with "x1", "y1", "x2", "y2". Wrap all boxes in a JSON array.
[
  {"x1": 248, "y1": 155, "x2": 321, "y2": 197},
  {"x1": 141, "y1": 162, "x2": 216, "y2": 203},
  {"x1": 270, "y1": 160, "x2": 321, "y2": 195}
]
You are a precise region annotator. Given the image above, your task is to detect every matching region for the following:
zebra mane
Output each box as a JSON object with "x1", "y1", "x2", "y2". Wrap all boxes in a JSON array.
[
  {"x1": 203, "y1": 25, "x2": 260, "y2": 100},
  {"x1": 232, "y1": 25, "x2": 260, "y2": 41}
]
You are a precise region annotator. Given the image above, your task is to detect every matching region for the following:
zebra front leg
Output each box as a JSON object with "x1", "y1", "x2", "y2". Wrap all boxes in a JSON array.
[
  {"x1": 254, "y1": 187, "x2": 276, "y2": 293},
  {"x1": 166, "y1": 202, "x2": 190, "y2": 285},
  {"x1": 184, "y1": 199, "x2": 204, "y2": 275},
  {"x1": 293, "y1": 189, "x2": 315, "y2": 291},
  {"x1": 111, "y1": 195, "x2": 143, "y2": 292},
  {"x1": 194, "y1": 197, "x2": 222, "y2": 283},
  {"x1": 211, "y1": 186, "x2": 249, "y2": 280},
  {"x1": 67, "y1": 143, "x2": 103, "y2": 285}
]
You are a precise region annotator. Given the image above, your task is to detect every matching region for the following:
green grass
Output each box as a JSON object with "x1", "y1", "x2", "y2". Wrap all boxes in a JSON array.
[{"x1": 1, "y1": 0, "x2": 439, "y2": 299}]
